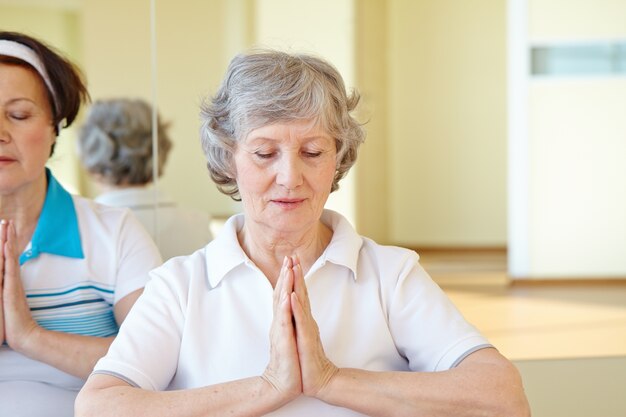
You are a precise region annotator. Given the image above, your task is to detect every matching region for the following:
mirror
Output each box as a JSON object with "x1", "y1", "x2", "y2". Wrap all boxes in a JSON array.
[
  {"x1": 0, "y1": 0, "x2": 152, "y2": 197},
  {"x1": 2, "y1": 0, "x2": 509, "y2": 255},
  {"x1": 1, "y1": 0, "x2": 367, "y2": 245}
]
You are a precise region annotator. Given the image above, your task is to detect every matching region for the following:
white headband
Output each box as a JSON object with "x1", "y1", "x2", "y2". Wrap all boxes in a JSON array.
[{"x1": 0, "y1": 39, "x2": 64, "y2": 132}]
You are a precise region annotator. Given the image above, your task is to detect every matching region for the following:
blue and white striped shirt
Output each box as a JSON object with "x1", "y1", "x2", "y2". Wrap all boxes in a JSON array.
[{"x1": 0, "y1": 169, "x2": 162, "y2": 417}]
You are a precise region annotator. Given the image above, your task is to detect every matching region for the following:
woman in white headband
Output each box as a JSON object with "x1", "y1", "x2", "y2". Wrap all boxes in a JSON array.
[{"x1": 0, "y1": 31, "x2": 163, "y2": 417}]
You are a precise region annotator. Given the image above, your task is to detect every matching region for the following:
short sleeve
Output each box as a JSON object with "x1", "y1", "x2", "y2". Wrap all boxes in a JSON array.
[
  {"x1": 388, "y1": 254, "x2": 491, "y2": 372},
  {"x1": 93, "y1": 265, "x2": 185, "y2": 390},
  {"x1": 113, "y1": 211, "x2": 163, "y2": 303}
]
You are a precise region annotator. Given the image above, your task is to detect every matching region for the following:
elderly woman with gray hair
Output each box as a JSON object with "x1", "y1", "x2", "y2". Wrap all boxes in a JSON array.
[
  {"x1": 77, "y1": 50, "x2": 529, "y2": 417},
  {"x1": 78, "y1": 98, "x2": 212, "y2": 260}
]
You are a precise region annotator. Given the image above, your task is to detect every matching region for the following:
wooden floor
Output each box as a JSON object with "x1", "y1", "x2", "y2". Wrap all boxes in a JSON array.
[{"x1": 418, "y1": 249, "x2": 626, "y2": 361}]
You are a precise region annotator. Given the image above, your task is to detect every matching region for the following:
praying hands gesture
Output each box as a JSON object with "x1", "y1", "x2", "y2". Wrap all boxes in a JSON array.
[
  {"x1": 0, "y1": 219, "x2": 39, "y2": 351},
  {"x1": 0, "y1": 219, "x2": 135, "y2": 379},
  {"x1": 262, "y1": 256, "x2": 338, "y2": 404}
]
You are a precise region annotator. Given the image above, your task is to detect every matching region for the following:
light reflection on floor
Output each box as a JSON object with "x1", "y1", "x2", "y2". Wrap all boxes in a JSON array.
[{"x1": 419, "y1": 250, "x2": 626, "y2": 361}]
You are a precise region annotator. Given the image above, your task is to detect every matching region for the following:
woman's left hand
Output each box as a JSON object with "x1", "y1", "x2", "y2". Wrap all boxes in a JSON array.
[
  {"x1": 0, "y1": 220, "x2": 41, "y2": 353},
  {"x1": 289, "y1": 255, "x2": 339, "y2": 398}
]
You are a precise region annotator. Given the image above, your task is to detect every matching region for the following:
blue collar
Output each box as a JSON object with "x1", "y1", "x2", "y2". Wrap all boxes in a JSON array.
[{"x1": 20, "y1": 169, "x2": 84, "y2": 265}]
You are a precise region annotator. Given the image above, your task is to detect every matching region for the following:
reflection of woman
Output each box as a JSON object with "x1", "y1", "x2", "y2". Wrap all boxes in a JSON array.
[
  {"x1": 77, "y1": 50, "x2": 529, "y2": 416},
  {"x1": 78, "y1": 98, "x2": 212, "y2": 260},
  {"x1": 0, "y1": 32, "x2": 162, "y2": 417}
]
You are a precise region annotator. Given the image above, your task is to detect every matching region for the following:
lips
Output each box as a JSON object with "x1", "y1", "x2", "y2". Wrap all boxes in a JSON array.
[
  {"x1": 272, "y1": 198, "x2": 305, "y2": 204},
  {"x1": 270, "y1": 198, "x2": 306, "y2": 209}
]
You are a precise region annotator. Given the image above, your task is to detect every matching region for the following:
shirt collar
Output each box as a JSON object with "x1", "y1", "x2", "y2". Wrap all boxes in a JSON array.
[
  {"x1": 204, "y1": 213, "x2": 249, "y2": 288},
  {"x1": 317, "y1": 209, "x2": 362, "y2": 280},
  {"x1": 204, "y1": 209, "x2": 363, "y2": 288},
  {"x1": 20, "y1": 169, "x2": 84, "y2": 265}
]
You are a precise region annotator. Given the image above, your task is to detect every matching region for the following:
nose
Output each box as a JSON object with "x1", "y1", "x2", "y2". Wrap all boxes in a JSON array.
[
  {"x1": 275, "y1": 153, "x2": 303, "y2": 190},
  {"x1": 0, "y1": 115, "x2": 8, "y2": 143}
]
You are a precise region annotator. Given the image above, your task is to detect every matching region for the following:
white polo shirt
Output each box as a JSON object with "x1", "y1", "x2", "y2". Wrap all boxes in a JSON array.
[
  {"x1": 0, "y1": 170, "x2": 163, "y2": 417},
  {"x1": 94, "y1": 210, "x2": 490, "y2": 416},
  {"x1": 95, "y1": 186, "x2": 212, "y2": 260}
]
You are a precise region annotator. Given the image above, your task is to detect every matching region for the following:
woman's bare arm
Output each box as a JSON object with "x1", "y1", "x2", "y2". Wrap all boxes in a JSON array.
[
  {"x1": 75, "y1": 374, "x2": 287, "y2": 417},
  {"x1": 289, "y1": 256, "x2": 530, "y2": 417},
  {"x1": 3, "y1": 287, "x2": 143, "y2": 379},
  {"x1": 314, "y1": 348, "x2": 530, "y2": 417},
  {"x1": 75, "y1": 256, "x2": 304, "y2": 417}
]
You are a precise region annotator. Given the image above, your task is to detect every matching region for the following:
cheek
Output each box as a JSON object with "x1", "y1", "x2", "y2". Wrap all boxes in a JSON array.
[
  {"x1": 317, "y1": 160, "x2": 337, "y2": 188},
  {"x1": 23, "y1": 128, "x2": 55, "y2": 159},
  {"x1": 234, "y1": 162, "x2": 269, "y2": 196}
]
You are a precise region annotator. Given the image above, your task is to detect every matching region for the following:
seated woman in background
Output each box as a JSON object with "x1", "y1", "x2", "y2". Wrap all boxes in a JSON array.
[
  {"x1": 0, "y1": 32, "x2": 162, "y2": 417},
  {"x1": 76, "y1": 50, "x2": 529, "y2": 417},
  {"x1": 78, "y1": 98, "x2": 212, "y2": 260}
]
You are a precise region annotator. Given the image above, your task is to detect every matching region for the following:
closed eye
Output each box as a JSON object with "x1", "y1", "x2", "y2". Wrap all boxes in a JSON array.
[
  {"x1": 10, "y1": 112, "x2": 30, "y2": 121},
  {"x1": 303, "y1": 151, "x2": 322, "y2": 158},
  {"x1": 254, "y1": 152, "x2": 275, "y2": 159}
]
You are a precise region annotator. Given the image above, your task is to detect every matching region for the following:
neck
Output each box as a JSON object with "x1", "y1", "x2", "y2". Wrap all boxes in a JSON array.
[
  {"x1": 238, "y1": 219, "x2": 332, "y2": 287},
  {"x1": 0, "y1": 171, "x2": 48, "y2": 254}
]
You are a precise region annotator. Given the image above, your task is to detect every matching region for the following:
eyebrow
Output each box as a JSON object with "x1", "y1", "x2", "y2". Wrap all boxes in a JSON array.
[{"x1": 2, "y1": 97, "x2": 38, "y2": 106}]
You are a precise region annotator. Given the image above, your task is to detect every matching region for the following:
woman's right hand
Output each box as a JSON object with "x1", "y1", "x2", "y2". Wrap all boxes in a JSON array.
[
  {"x1": 1, "y1": 220, "x2": 41, "y2": 353},
  {"x1": 0, "y1": 219, "x2": 6, "y2": 344},
  {"x1": 261, "y1": 256, "x2": 302, "y2": 403}
]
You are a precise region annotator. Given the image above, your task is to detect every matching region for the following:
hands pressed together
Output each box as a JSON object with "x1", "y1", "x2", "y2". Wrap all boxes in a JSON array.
[
  {"x1": 0, "y1": 220, "x2": 40, "y2": 353},
  {"x1": 262, "y1": 255, "x2": 339, "y2": 405}
]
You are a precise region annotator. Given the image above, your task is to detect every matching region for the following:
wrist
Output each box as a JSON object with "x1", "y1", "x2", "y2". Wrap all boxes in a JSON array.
[
  {"x1": 311, "y1": 364, "x2": 340, "y2": 401},
  {"x1": 259, "y1": 374, "x2": 300, "y2": 409},
  {"x1": 11, "y1": 321, "x2": 42, "y2": 356}
]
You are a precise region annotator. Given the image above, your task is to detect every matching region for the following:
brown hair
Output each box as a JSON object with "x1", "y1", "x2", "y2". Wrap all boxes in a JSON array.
[{"x1": 0, "y1": 31, "x2": 89, "y2": 142}]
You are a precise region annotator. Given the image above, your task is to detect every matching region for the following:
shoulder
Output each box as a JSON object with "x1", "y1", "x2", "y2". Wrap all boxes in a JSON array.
[
  {"x1": 358, "y1": 237, "x2": 421, "y2": 277},
  {"x1": 322, "y1": 209, "x2": 421, "y2": 280},
  {"x1": 72, "y1": 194, "x2": 134, "y2": 224},
  {"x1": 72, "y1": 194, "x2": 152, "y2": 236},
  {"x1": 71, "y1": 194, "x2": 160, "y2": 261},
  {"x1": 149, "y1": 247, "x2": 210, "y2": 292}
]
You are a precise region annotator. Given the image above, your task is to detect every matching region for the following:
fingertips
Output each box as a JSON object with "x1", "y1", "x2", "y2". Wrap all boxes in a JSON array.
[
  {"x1": 291, "y1": 292, "x2": 303, "y2": 317},
  {"x1": 290, "y1": 292, "x2": 307, "y2": 338},
  {"x1": 0, "y1": 218, "x2": 7, "y2": 244},
  {"x1": 6, "y1": 220, "x2": 16, "y2": 257},
  {"x1": 292, "y1": 260, "x2": 307, "y2": 296}
]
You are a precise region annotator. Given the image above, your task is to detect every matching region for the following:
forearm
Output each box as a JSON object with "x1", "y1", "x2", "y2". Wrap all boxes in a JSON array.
[
  {"x1": 17, "y1": 327, "x2": 114, "y2": 379},
  {"x1": 317, "y1": 355, "x2": 529, "y2": 417},
  {"x1": 76, "y1": 375, "x2": 289, "y2": 417}
]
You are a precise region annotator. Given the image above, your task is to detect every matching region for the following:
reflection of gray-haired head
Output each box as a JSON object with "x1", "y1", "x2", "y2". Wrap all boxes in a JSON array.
[
  {"x1": 200, "y1": 49, "x2": 366, "y2": 200},
  {"x1": 78, "y1": 98, "x2": 172, "y2": 185}
]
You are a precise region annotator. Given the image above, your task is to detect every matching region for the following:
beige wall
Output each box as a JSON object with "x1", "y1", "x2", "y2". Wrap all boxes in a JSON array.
[
  {"x1": 529, "y1": 0, "x2": 626, "y2": 40},
  {"x1": 152, "y1": 0, "x2": 242, "y2": 216},
  {"x1": 0, "y1": 3, "x2": 83, "y2": 193},
  {"x1": 353, "y1": 0, "x2": 389, "y2": 242},
  {"x1": 3, "y1": 0, "x2": 509, "y2": 248},
  {"x1": 387, "y1": 0, "x2": 507, "y2": 247}
]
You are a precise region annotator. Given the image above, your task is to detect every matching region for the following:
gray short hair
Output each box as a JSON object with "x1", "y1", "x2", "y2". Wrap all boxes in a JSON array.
[
  {"x1": 200, "y1": 49, "x2": 365, "y2": 200},
  {"x1": 78, "y1": 98, "x2": 172, "y2": 185}
]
